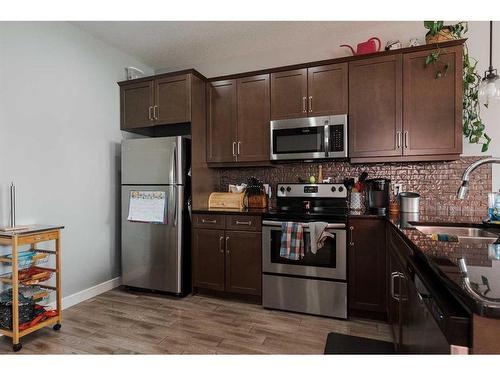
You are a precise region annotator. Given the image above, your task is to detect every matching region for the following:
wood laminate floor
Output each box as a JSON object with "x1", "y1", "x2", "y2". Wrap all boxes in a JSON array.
[{"x1": 0, "y1": 287, "x2": 392, "y2": 354}]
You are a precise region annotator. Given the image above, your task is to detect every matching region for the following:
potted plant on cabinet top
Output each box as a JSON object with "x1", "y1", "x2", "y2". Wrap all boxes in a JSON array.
[{"x1": 424, "y1": 21, "x2": 491, "y2": 152}]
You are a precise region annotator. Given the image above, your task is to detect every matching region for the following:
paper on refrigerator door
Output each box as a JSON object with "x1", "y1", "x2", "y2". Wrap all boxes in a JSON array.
[{"x1": 127, "y1": 191, "x2": 167, "y2": 223}]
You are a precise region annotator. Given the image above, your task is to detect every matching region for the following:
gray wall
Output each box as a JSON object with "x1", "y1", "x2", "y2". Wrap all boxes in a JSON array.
[{"x1": 0, "y1": 22, "x2": 153, "y2": 297}]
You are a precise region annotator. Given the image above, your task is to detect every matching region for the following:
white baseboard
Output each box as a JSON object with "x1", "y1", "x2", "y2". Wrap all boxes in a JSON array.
[{"x1": 58, "y1": 276, "x2": 122, "y2": 310}]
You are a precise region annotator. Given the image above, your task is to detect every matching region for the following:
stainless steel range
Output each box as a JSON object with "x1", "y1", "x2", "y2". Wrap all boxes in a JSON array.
[{"x1": 262, "y1": 183, "x2": 348, "y2": 318}]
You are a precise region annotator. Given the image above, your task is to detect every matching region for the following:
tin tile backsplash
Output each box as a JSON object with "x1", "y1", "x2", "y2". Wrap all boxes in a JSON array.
[{"x1": 218, "y1": 156, "x2": 491, "y2": 215}]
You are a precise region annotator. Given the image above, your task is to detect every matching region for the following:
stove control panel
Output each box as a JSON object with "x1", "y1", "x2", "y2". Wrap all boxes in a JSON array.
[{"x1": 276, "y1": 183, "x2": 347, "y2": 198}]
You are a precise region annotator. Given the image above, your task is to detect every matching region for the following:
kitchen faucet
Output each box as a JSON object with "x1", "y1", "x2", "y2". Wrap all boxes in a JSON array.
[{"x1": 457, "y1": 157, "x2": 500, "y2": 199}]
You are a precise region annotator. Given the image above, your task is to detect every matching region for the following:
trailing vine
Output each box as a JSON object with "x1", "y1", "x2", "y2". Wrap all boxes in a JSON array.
[{"x1": 424, "y1": 21, "x2": 491, "y2": 152}]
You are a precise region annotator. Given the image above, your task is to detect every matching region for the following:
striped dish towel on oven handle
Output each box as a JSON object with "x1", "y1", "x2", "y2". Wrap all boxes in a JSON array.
[{"x1": 280, "y1": 222, "x2": 305, "y2": 260}]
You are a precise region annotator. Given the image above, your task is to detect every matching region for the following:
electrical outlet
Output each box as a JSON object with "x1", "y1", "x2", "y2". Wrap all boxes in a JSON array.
[{"x1": 393, "y1": 183, "x2": 403, "y2": 196}]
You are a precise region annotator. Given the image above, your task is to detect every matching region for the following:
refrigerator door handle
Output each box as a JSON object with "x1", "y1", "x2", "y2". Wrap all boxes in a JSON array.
[
  {"x1": 172, "y1": 144, "x2": 178, "y2": 227},
  {"x1": 172, "y1": 144, "x2": 177, "y2": 184},
  {"x1": 173, "y1": 187, "x2": 178, "y2": 227}
]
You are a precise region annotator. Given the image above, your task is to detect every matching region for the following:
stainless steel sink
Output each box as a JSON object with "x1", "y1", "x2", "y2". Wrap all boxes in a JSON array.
[{"x1": 412, "y1": 225, "x2": 499, "y2": 242}]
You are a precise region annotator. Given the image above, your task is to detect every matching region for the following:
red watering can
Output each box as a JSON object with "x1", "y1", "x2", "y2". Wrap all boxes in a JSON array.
[{"x1": 340, "y1": 37, "x2": 381, "y2": 55}]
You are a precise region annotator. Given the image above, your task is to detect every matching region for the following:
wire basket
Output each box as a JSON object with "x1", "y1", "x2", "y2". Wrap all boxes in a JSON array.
[
  {"x1": 0, "y1": 289, "x2": 36, "y2": 330},
  {"x1": 0, "y1": 266, "x2": 53, "y2": 286},
  {"x1": 4, "y1": 250, "x2": 49, "y2": 269},
  {"x1": 19, "y1": 285, "x2": 52, "y2": 303}
]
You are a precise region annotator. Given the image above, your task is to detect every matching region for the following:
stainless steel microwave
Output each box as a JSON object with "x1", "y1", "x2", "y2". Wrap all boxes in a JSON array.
[{"x1": 270, "y1": 115, "x2": 348, "y2": 161}]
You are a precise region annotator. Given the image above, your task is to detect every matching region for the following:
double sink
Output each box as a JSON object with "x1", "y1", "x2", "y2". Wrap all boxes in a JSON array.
[{"x1": 411, "y1": 224, "x2": 500, "y2": 243}]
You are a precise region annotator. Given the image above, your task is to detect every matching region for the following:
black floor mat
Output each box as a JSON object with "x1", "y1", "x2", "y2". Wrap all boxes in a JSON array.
[{"x1": 324, "y1": 332, "x2": 396, "y2": 354}]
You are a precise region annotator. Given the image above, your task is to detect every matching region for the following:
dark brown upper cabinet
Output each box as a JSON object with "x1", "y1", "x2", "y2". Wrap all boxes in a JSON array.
[
  {"x1": 403, "y1": 46, "x2": 463, "y2": 156},
  {"x1": 270, "y1": 63, "x2": 348, "y2": 120},
  {"x1": 271, "y1": 69, "x2": 308, "y2": 119},
  {"x1": 349, "y1": 54, "x2": 403, "y2": 158},
  {"x1": 236, "y1": 74, "x2": 270, "y2": 163},
  {"x1": 120, "y1": 73, "x2": 193, "y2": 130},
  {"x1": 206, "y1": 80, "x2": 238, "y2": 163},
  {"x1": 307, "y1": 63, "x2": 348, "y2": 116},
  {"x1": 349, "y1": 45, "x2": 463, "y2": 163},
  {"x1": 155, "y1": 74, "x2": 191, "y2": 125},
  {"x1": 120, "y1": 80, "x2": 155, "y2": 129},
  {"x1": 348, "y1": 218, "x2": 387, "y2": 321},
  {"x1": 207, "y1": 75, "x2": 270, "y2": 166}
]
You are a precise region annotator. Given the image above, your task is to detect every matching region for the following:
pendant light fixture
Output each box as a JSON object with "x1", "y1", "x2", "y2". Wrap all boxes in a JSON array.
[{"x1": 479, "y1": 21, "x2": 500, "y2": 105}]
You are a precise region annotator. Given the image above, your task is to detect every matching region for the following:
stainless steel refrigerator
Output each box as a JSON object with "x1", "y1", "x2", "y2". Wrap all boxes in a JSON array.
[{"x1": 121, "y1": 136, "x2": 191, "y2": 295}]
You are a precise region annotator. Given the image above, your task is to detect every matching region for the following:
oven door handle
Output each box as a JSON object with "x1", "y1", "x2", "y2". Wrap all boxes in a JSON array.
[{"x1": 262, "y1": 220, "x2": 346, "y2": 229}]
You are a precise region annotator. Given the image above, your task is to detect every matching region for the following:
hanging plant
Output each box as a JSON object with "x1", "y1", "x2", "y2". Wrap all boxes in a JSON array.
[{"x1": 424, "y1": 21, "x2": 491, "y2": 152}]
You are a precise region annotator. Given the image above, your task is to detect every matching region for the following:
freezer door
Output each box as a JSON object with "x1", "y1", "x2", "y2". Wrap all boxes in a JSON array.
[
  {"x1": 121, "y1": 137, "x2": 185, "y2": 185},
  {"x1": 121, "y1": 185, "x2": 184, "y2": 293}
]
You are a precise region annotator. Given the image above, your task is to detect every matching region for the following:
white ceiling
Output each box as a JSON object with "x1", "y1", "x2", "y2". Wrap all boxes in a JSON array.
[{"x1": 71, "y1": 21, "x2": 424, "y2": 77}]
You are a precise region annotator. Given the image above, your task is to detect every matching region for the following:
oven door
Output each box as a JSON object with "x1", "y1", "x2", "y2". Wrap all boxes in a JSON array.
[
  {"x1": 262, "y1": 220, "x2": 346, "y2": 280},
  {"x1": 270, "y1": 117, "x2": 328, "y2": 160}
]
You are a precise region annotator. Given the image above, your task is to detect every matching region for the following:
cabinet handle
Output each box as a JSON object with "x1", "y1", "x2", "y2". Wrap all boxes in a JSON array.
[
  {"x1": 237, "y1": 141, "x2": 241, "y2": 155},
  {"x1": 404, "y1": 131, "x2": 409, "y2": 149},
  {"x1": 396, "y1": 131, "x2": 402, "y2": 149},
  {"x1": 225, "y1": 236, "x2": 230, "y2": 255},
  {"x1": 154, "y1": 105, "x2": 159, "y2": 120},
  {"x1": 349, "y1": 226, "x2": 354, "y2": 246},
  {"x1": 232, "y1": 141, "x2": 236, "y2": 157},
  {"x1": 308, "y1": 96, "x2": 312, "y2": 112},
  {"x1": 201, "y1": 219, "x2": 217, "y2": 224},
  {"x1": 398, "y1": 272, "x2": 407, "y2": 301},
  {"x1": 391, "y1": 272, "x2": 399, "y2": 301},
  {"x1": 219, "y1": 235, "x2": 224, "y2": 253},
  {"x1": 235, "y1": 220, "x2": 251, "y2": 226},
  {"x1": 302, "y1": 97, "x2": 307, "y2": 113},
  {"x1": 148, "y1": 106, "x2": 153, "y2": 120}
]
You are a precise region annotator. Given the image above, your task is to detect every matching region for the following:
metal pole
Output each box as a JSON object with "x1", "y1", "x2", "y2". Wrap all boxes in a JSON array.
[
  {"x1": 489, "y1": 21, "x2": 494, "y2": 71},
  {"x1": 10, "y1": 182, "x2": 15, "y2": 228}
]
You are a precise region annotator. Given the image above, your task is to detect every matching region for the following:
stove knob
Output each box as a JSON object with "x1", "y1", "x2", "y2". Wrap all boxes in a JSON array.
[
  {"x1": 286, "y1": 186, "x2": 291, "y2": 192},
  {"x1": 338, "y1": 186, "x2": 344, "y2": 192},
  {"x1": 331, "y1": 186, "x2": 336, "y2": 192},
  {"x1": 280, "y1": 186, "x2": 286, "y2": 193}
]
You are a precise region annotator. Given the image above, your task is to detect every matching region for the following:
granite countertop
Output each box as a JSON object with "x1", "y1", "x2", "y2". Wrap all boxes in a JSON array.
[
  {"x1": 385, "y1": 211, "x2": 500, "y2": 318},
  {"x1": 192, "y1": 207, "x2": 270, "y2": 216}
]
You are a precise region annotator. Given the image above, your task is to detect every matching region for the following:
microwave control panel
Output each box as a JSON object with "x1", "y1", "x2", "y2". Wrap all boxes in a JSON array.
[{"x1": 330, "y1": 124, "x2": 345, "y2": 152}]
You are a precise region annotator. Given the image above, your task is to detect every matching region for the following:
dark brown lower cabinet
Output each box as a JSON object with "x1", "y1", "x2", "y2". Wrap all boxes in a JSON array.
[
  {"x1": 192, "y1": 214, "x2": 262, "y2": 297},
  {"x1": 348, "y1": 218, "x2": 387, "y2": 320},
  {"x1": 388, "y1": 242, "x2": 405, "y2": 349},
  {"x1": 225, "y1": 231, "x2": 261, "y2": 295},
  {"x1": 387, "y1": 226, "x2": 452, "y2": 354},
  {"x1": 192, "y1": 228, "x2": 225, "y2": 291}
]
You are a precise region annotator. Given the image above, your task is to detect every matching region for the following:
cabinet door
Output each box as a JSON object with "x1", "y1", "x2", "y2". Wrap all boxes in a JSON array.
[
  {"x1": 270, "y1": 69, "x2": 307, "y2": 120},
  {"x1": 307, "y1": 63, "x2": 348, "y2": 116},
  {"x1": 207, "y1": 80, "x2": 238, "y2": 163},
  {"x1": 155, "y1": 74, "x2": 191, "y2": 125},
  {"x1": 403, "y1": 46, "x2": 463, "y2": 156},
  {"x1": 236, "y1": 74, "x2": 271, "y2": 163},
  {"x1": 348, "y1": 218, "x2": 387, "y2": 318},
  {"x1": 192, "y1": 228, "x2": 225, "y2": 291},
  {"x1": 120, "y1": 80, "x2": 154, "y2": 129},
  {"x1": 349, "y1": 55, "x2": 403, "y2": 158},
  {"x1": 388, "y1": 249, "x2": 403, "y2": 349},
  {"x1": 225, "y1": 231, "x2": 262, "y2": 296}
]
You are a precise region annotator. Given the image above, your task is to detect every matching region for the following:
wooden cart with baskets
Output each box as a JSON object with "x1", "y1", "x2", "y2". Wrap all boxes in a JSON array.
[{"x1": 0, "y1": 225, "x2": 64, "y2": 352}]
